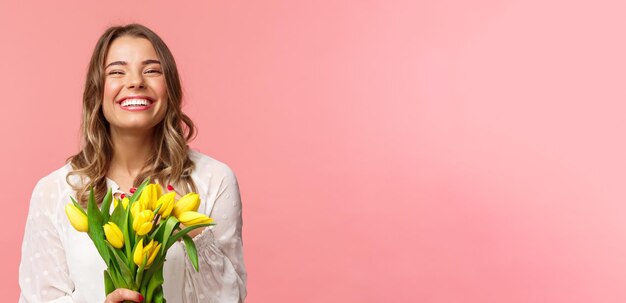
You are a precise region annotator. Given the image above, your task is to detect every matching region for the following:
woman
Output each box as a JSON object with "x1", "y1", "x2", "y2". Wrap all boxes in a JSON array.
[{"x1": 18, "y1": 24, "x2": 247, "y2": 302}]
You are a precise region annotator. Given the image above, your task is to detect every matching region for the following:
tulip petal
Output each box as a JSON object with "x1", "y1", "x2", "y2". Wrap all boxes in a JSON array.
[
  {"x1": 172, "y1": 193, "x2": 201, "y2": 217},
  {"x1": 147, "y1": 243, "x2": 161, "y2": 266},
  {"x1": 133, "y1": 239, "x2": 144, "y2": 267},
  {"x1": 65, "y1": 204, "x2": 89, "y2": 232},
  {"x1": 156, "y1": 192, "x2": 176, "y2": 218},
  {"x1": 137, "y1": 222, "x2": 153, "y2": 236},
  {"x1": 178, "y1": 211, "x2": 213, "y2": 226},
  {"x1": 133, "y1": 209, "x2": 155, "y2": 235},
  {"x1": 103, "y1": 222, "x2": 124, "y2": 249}
]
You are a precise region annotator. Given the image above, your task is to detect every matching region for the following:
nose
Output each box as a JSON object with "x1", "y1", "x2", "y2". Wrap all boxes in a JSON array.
[{"x1": 127, "y1": 72, "x2": 145, "y2": 89}]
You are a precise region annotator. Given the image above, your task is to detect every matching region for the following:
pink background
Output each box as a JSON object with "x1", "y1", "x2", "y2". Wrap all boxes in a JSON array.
[{"x1": 2, "y1": 0, "x2": 626, "y2": 302}]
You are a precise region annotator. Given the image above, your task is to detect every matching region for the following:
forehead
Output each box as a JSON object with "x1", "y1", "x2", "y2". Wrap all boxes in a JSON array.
[{"x1": 105, "y1": 36, "x2": 159, "y2": 64}]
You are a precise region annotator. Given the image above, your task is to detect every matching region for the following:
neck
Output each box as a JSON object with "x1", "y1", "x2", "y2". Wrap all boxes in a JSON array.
[{"x1": 108, "y1": 127, "x2": 156, "y2": 177}]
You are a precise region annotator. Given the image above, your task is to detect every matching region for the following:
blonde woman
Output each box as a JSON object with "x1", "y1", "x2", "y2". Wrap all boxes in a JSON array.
[{"x1": 19, "y1": 24, "x2": 247, "y2": 302}]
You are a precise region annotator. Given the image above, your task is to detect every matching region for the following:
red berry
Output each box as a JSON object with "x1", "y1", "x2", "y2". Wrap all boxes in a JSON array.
[
  {"x1": 129, "y1": 187, "x2": 137, "y2": 193},
  {"x1": 120, "y1": 193, "x2": 126, "y2": 199},
  {"x1": 167, "y1": 184, "x2": 174, "y2": 191}
]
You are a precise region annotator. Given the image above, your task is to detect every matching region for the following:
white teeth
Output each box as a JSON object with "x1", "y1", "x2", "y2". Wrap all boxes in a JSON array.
[{"x1": 121, "y1": 99, "x2": 152, "y2": 107}]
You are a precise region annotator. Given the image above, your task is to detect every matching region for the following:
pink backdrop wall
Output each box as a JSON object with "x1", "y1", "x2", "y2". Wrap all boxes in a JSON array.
[{"x1": 2, "y1": 0, "x2": 626, "y2": 302}]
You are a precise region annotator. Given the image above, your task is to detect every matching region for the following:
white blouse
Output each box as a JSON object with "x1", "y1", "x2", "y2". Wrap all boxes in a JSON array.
[{"x1": 19, "y1": 149, "x2": 247, "y2": 303}]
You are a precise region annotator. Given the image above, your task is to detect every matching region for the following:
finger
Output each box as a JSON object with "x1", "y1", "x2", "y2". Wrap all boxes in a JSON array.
[{"x1": 106, "y1": 288, "x2": 144, "y2": 302}]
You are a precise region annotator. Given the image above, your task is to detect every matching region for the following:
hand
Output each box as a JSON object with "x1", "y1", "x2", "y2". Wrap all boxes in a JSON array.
[{"x1": 104, "y1": 288, "x2": 144, "y2": 302}]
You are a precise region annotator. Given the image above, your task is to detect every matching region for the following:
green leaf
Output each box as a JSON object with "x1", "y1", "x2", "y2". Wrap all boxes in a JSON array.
[
  {"x1": 140, "y1": 282, "x2": 148, "y2": 301},
  {"x1": 106, "y1": 243, "x2": 137, "y2": 290},
  {"x1": 87, "y1": 187, "x2": 110, "y2": 263},
  {"x1": 125, "y1": 202, "x2": 136, "y2": 273},
  {"x1": 109, "y1": 201, "x2": 126, "y2": 227},
  {"x1": 152, "y1": 287, "x2": 165, "y2": 303},
  {"x1": 160, "y1": 216, "x2": 180, "y2": 254},
  {"x1": 145, "y1": 265, "x2": 164, "y2": 303},
  {"x1": 103, "y1": 270, "x2": 115, "y2": 295},
  {"x1": 105, "y1": 241, "x2": 129, "y2": 265},
  {"x1": 101, "y1": 188, "x2": 113, "y2": 222},
  {"x1": 166, "y1": 223, "x2": 215, "y2": 250},
  {"x1": 151, "y1": 217, "x2": 168, "y2": 242},
  {"x1": 125, "y1": 200, "x2": 135, "y2": 245},
  {"x1": 107, "y1": 260, "x2": 127, "y2": 289},
  {"x1": 135, "y1": 256, "x2": 147, "y2": 290},
  {"x1": 129, "y1": 177, "x2": 151, "y2": 204},
  {"x1": 182, "y1": 234, "x2": 200, "y2": 272},
  {"x1": 113, "y1": 268, "x2": 128, "y2": 289},
  {"x1": 139, "y1": 254, "x2": 166, "y2": 292}
]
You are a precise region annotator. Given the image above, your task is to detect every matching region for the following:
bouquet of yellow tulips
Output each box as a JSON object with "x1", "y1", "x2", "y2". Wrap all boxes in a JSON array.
[{"x1": 64, "y1": 178, "x2": 214, "y2": 303}]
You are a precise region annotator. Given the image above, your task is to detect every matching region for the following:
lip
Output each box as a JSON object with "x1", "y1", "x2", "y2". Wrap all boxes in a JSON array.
[{"x1": 117, "y1": 96, "x2": 156, "y2": 112}]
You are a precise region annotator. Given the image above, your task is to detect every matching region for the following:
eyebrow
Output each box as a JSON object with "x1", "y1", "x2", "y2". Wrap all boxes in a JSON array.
[{"x1": 105, "y1": 59, "x2": 161, "y2": 69}]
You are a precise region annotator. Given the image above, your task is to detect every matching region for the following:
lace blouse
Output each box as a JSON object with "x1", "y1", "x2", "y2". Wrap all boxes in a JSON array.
[{"x1": 19, "y1": 149, "x2": 247, "y2": 302}]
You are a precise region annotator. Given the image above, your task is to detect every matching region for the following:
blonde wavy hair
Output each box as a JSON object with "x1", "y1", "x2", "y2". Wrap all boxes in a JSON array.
[{"x1": 66, "y1": 24, "x2": 198, "y2": 207}]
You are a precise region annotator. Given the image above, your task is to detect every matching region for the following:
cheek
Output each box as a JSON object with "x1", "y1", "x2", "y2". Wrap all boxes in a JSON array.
[
  {"x1": 153, "y1": 80, "x2": 167, "y2": 98},
  {"x1": 152, "y1": 79, "x2": 169, "y2": 113},
  {"x1": 102, "y1": 80, "x2": 122, "y2": 119},
  {"x1": 103, "y1": 80, "x2": 122, "y2": 101}
]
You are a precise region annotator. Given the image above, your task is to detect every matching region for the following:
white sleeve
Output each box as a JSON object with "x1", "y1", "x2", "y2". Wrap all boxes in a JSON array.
[
  {"x1": 19, "y1": 179, "x2": 76, "y2": 303},
  {"x1": 182, "y1": 168, "x2": 247, "y2": 303}
]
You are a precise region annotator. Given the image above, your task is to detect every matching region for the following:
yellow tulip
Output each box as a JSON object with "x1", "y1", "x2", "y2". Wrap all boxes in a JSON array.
[
  {"x1": 133, "y1": 210, "x2": 154, "y2": 236},
  {"x1": 155, "y1": 192, "x2": 176, "y2": 218},
  {"x1": 133, "y1": 239, "x2": 144, "y2": 266},
  {"x1": 103, "y1": 222, "x2": 124, "y2": 249},
  {"x1": 138, "y1": 184, "x2": 162, "y2": 210},
  {"x1": 178, "y1": 211, "x2": 213, "y2": 226},
  {"x1": 172, "y1": 193, "x2": 200, "y2": 218},
  {"x1": 133, "y1": 239, "x2": 162, "y2": 268},
  {"x1": 65, "y1": 203, "x2": 88, "y2": 232},
  {"x1": 146, "y1": 241, "x2": 161, "y2": 266},
  {"x1": 131, "y1": 199, "x2": 143, "y2": 219}
]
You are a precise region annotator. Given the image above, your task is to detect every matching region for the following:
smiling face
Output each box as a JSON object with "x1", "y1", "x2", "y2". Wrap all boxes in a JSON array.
[{"x1": 102, "y1": 36, "x2": 168, "y2": 134}]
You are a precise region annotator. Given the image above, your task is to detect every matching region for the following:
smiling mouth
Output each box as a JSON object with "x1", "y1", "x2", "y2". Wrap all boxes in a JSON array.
[{"x1": 120, "y1": 98, "x2": 154, "y2": 107}]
